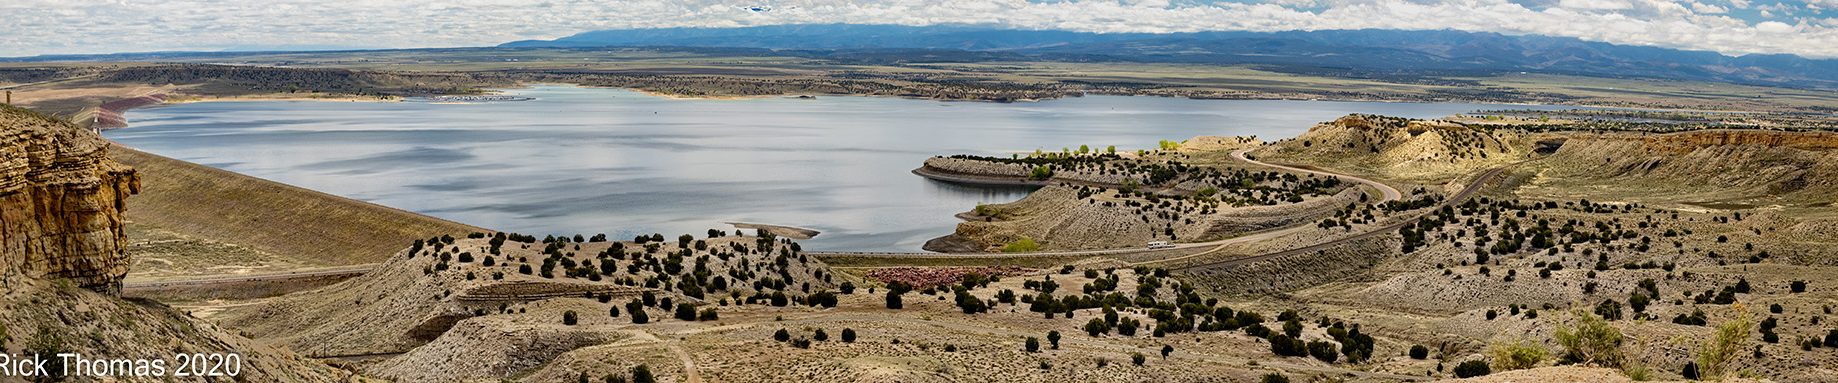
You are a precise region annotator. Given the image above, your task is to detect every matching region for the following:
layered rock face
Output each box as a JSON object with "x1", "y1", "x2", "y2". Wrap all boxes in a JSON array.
[
  {"x1": 1540, "y1": 129, "x2": 1838, "y2": 204},
  {"x1": 1254, "y1": 114, "x2": 1538, "y2": 183},
  {"x1": 0, "y1": 106, "x2": 139, "y2": 294}
]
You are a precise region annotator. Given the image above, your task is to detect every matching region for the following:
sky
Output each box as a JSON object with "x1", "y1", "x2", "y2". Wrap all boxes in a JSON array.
[{"x1": 2, "y1": 0, "x2": 1836, "y2": 58}]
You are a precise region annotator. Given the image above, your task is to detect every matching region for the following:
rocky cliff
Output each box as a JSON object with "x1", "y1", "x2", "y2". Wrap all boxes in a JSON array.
[
  {"x1": 0, "y1": 105, "x2": 139, "y2": 294},
  {"x1": 1536, "y1": 129, "x2": 1838, "y2": 205}
]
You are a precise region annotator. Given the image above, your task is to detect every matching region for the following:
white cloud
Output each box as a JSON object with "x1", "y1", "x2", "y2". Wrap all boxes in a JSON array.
[
  {"x1": 1, "y1": 0, "x2": 1835, "y2": 58},
  {"x1": 1558, "y1": 0, "x2": 1635, "y2": 10},
  {"x1": 1690, "y1": 1, "x2": 1728, "y2": 13},
  {"x1": 1755, "y1": 20, "x2": 1796, "y2": 32}
]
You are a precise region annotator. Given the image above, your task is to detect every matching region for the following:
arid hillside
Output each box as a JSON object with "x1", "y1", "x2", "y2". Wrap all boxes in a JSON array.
[
  {"x1": 218, "y1": 231, "x2": 835, "y2": 366},
  {"x1": 1177, "y1": 114, "x2": 1838, "y2": 382},
  {"x1": 1523, "y1": 130, "x2": 1838, "y2": 208},
  {"x1": 1252, "y1": 114, "x2": 1545, "y2": 184},
  {"x1": 0, "y1": 105, "x2": 348, "y2": 382},
  {"x1": 920, "y1": 144, "x2": 1361, "y2": 252},
  {"x1": 114, "y1": 145, "x2": 483, "y2": 272}
]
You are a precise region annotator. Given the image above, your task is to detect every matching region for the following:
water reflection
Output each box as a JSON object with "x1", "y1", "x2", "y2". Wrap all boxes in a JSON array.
[{"x1": 111, "y1": 85, "x2": 1566, "y2": 251}]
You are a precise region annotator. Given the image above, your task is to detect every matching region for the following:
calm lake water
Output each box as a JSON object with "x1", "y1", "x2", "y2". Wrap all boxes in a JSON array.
[{"x1": 112, "y1": 85, "x2": 1561, "y2": 251}]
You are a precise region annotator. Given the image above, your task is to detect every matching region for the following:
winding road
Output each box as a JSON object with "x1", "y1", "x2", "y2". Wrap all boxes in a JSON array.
[{"x1": 1169, "y1": 166, "x2": 1507, "y2": 271}]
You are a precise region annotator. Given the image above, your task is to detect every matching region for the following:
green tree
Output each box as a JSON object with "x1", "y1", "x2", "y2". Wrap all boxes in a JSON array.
[
  {"x1": 1454, "y1": 360, "x2": 1491, "y2": 378},
  {"x1": 1307, "y1": 340, "x2": 1339, "y2": 363},
  {"x1": 631, "y1": 364, "x2": 655, "y2": 383},
  {"x1": 1084, "y1": 318, "x2": 1109, "y2": 336},
  {"x1": 1029, "y1": 165, "x2": 1054, "y2": 180},
  {"x1": 1268, "y1": 334, "x2": 1307, "y2": 357},
  {"x1": 1025, "y1": 337, "x2": 1041, "y2": 353},
  {"x1": 841, "y1": 328, "x2": 857, "y2": 343},
  {"x1": 885, "y1": 289, "x2": 904, "y2": 309},
  {"x1": 1047, "y1": 331, "x2": 1061, "y2": 349},
  {"x1": 1595, "y1": 299, "x2": 1624, "y2": 321},
  {"x1": 627, "y1": 300, "x2": 650, "y2": 324},
  {"x1": 563, "y1": 310, "x2": 579, "y2": 325},
  {"x1": 1409, "y1": 344, "x2": 1430, "y2": 360}
]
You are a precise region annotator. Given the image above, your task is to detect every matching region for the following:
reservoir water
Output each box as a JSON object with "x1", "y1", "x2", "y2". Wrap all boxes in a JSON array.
[{"x1": 111, "y1": 85, "x2": 1562, "y2": 251}]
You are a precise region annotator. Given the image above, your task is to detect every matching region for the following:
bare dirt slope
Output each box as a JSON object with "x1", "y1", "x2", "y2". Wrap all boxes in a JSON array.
[
  {"x1": 219, "y1": 232, "x2": 834, "y2": 361},
  {"x1": 0, "y1": 105, "x2": 347, "y2": 382},
  {"x1": 1522, "y1": 130, "x2": 1838, "y2": 208},
  {"x1": 1252, "y1": 114, "x2": 1544, "y2": 184},
  {"x1": 112, "y1": 146, "x2": 483, "y2": 268},
  {"x1": 0, "y1": 282, "x2": 352, "y2": 382}
]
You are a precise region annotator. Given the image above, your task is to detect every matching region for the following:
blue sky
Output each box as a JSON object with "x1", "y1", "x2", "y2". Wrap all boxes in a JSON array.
[{"x1": 2, "y1": 0, "x2": 1835, "y2": 58}]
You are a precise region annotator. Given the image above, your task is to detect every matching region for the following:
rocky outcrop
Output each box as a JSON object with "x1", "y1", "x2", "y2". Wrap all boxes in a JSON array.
[
  {"x1": 1254, "y1": 114, "x2": 1539, "y2": 183},
  {"x1": 1618, "y1": 129, "x2": 1838, "y2": 153},
  {"x1": 919, "y1": 157, "x2": 1135, "y2": 187},
  {"x1": 0, "y1": 105, "x2": 139, "y2": 294},
  {"x1": 1539, "y1": 129, "x2": 1838, "y2": 204}
]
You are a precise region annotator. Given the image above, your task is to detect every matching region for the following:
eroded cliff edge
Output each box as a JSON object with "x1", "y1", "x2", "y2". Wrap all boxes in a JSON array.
[{"x1": 0, "y1": 105, "x2": 140, "y2": 294}]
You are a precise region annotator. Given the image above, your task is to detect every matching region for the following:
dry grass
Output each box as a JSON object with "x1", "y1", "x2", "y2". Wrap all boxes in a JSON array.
[{"x1": 112, "y1": 146, "x2": 482, "y2": 266}]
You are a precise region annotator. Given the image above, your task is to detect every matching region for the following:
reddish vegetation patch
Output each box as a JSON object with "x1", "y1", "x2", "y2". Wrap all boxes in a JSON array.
[{"x1": 866, "y1": 266, "x2": 1030, "y2": 288}]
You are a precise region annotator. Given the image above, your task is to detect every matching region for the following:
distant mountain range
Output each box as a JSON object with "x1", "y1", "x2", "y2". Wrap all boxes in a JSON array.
[{"x1": 503, "y1": 24, "x2": 1838, "y2": 89}]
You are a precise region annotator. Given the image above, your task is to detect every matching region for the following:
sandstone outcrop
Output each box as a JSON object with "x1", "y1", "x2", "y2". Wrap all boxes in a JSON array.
[
  {"x1": 1253, "y1": 114, "x2": 1539, "y2": 183},
  {"x1": 1524, "y1": 129, "x2": 1838, "y2": 207},
  {"x1": 0, "y1": 105, "x2": 139, "y2": 294},
  {"x1": 0, "y1": 106, "x2": 345, "y2": 381}
]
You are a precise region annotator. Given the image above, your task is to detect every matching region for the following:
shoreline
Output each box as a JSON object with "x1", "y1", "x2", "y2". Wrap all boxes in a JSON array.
[
  {"x1": 726, "y1": 222, "x2": 821, "y2": 240},
  {"x1": 93, "y1": 93, "x2": 399, "y2": 130},
  {"x1": 84, "y1": 86, "x2": 1606, "y2": 262}
]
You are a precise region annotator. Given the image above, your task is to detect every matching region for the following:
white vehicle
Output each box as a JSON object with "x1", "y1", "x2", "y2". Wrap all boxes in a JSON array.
[{"x1": 1146, "y1": 241, "x2": 1176, "y2": 250}]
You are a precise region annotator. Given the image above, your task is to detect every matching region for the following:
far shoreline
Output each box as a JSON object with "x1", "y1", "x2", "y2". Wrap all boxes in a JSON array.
[{"x1": 94, "y1": 84, "x2": 1591, "y2": 256}]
